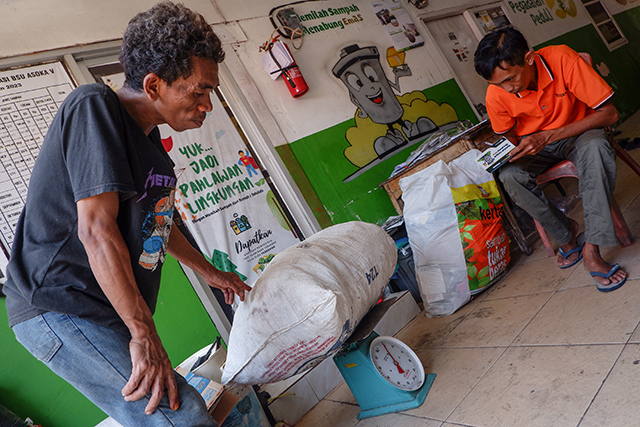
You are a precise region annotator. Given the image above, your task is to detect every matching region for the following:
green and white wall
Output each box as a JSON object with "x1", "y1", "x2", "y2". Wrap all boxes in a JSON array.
[{"x1": 215, "y1": 0, "x2": 640, "y2": 228}]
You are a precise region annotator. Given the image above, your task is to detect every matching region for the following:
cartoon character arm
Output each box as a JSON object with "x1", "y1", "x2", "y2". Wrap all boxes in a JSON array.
[
  {"x1": 350, "y1": 91, "x2": 368, "y2": 119},
  {"x1": 389, "y1": 64, "x2": 412, "y2": 92}
]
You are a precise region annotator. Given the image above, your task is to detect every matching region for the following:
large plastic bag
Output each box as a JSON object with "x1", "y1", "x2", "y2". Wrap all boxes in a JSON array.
[
  {"x1": 399, "y1": 149, "x2": 509, "y2": 316},
  {"x1": 221, "y1": 221, "x2": 397, "y2": 385}
]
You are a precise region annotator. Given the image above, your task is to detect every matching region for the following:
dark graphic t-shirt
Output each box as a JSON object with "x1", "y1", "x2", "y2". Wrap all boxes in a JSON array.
[{"x1": 4, "y1": 84, "x2": 176, "y2": 336}]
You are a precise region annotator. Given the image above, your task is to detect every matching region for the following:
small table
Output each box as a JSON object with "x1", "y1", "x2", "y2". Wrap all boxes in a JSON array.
[{"x1": 379, "y1": 121, "x2": 533, "y2": 255}]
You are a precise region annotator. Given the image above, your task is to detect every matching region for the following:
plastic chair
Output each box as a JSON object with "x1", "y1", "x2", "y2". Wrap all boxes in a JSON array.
[
  {"x1": 533, "y1": 52, "x2": 637, "y2": 257},
  {"x1": 533, "y1": 160, "x2": 634, "y2": 256}
]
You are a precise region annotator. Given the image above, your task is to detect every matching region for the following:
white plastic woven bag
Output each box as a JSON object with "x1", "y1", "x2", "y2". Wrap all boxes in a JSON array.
[
  {"x1": 221, "y1": 221, "x2": 397, "y2": 385},
  {"x1": 399, "y1": 150, "x2": 486, "y2": 316}
]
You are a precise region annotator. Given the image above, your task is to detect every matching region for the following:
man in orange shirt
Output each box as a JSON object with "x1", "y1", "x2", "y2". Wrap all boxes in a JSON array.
[{"x1": 474, "y1": 27, "x2": 626, "y2": 292}]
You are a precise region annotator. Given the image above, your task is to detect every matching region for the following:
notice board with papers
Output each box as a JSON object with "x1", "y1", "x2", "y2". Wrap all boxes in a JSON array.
[{"x1": 0, "y1": 61, "x2": 75, "y2": 279}]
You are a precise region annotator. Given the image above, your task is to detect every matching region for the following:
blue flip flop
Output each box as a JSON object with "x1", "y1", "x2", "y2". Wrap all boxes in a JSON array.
[
  {"x1": 558, "y1": 232, "x2": 585, "y2": 269},
  {"x1": 591, "y1": 263, "x2": 627, "y2": 292}
]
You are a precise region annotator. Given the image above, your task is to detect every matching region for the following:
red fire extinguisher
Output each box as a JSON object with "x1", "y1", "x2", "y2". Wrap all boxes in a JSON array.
[
  {"x1": 265, "y1": 38, "x2": 309, "y2": 98},
  {"x1": 279, "y1": 42, "x2": 309, "y2": 98}
]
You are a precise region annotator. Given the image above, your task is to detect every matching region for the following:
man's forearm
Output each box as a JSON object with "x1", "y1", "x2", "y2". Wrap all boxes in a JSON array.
[
  {"x1": 541, "y1": 103, "x2": 619, "y2": 143},
  {"x1": 509, "y1": 103, "x2": 618, "y2": 161},
  {"x1": 166, "y1": 225, "x2": 213, "y2": 278},
  {"x1": 77, "y1": 193, "x2": 157, "y2": 341}
]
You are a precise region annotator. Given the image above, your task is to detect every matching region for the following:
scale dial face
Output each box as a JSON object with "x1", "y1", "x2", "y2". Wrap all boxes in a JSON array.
[{"x1": 369, "y1": 336, "x2": 425, "y2": 391}]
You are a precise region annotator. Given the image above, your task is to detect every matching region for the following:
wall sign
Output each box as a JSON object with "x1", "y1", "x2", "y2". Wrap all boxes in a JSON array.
[
  {"x1": 298, "y1": 3, "x2": 365, "y2": 35},
  {"x1": 0, "y1": 61, "x2": 75, "y2": 278},
  {"x1": 505, "y1": 0, "x2": 575, "y2": 26}
]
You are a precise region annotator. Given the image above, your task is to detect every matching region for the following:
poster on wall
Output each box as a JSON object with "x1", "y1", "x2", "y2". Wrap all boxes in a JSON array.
[
  {"x1": 160, "y1": 93, "x2": 301, "y2": 291},
  {"x1": 370, "y1": 0, "x2": 424, "y2": 52},
  {"x1": 0, "y1": 61, "x2": 75, "y2": 279}
]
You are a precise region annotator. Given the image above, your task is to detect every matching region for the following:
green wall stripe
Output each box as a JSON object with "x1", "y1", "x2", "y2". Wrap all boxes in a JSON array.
[{"x1": 275, "y1": 143, "x2": 334, "y2": 229}]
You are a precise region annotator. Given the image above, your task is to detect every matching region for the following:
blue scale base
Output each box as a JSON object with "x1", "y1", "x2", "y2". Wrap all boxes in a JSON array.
[
  {"x1": 333, "y1": 332, "x2": 436, "y2": 420},
  {"x1": 356, "y1": 372, "x2": 436, "y2": 419}
]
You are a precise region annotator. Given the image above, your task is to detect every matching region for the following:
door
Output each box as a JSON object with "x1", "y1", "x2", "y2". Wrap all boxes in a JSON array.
[{"x1": 424, "y1": 14, "x2": 491, "y2": 119}]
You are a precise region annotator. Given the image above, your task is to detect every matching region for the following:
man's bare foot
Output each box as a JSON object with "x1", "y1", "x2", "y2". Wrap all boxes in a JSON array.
[
  {"x1": 557, "y1": 219, "x2": 582, "y2": 268},
  {"x1": 582, "y1": 243, "x2": 627, "y2": 291}
]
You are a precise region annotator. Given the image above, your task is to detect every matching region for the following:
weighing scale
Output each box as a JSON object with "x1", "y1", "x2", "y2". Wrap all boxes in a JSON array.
[{"x1": 333, "y1": 296, "x2": 436, "y2": 419}]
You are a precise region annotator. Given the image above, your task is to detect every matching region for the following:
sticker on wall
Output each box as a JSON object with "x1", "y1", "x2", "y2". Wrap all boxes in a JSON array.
[
  {"x1": 448, "y1": 32, "x2": 471, "y2": 63},
  {"x1": 471, "y1": 7, "x2": 511, "y2": 34},
  {"x1": 371, "y1": 0, "x2": 424, "y2": 52},
  {"x1": 230, "y1": 213, "x2": 251, "y2": 235},
  {"x1": 332, "y1": 44, "x2": 459, "y2": 182},
  {"x1": 545, "y1": 0, "x2": 577, "y2": 19},
  {"x1": 476, "y1": 10, "x2": 496, "y2": 31}
]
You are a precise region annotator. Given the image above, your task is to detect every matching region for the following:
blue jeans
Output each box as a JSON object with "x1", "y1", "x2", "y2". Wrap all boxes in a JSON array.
[{"x1": 13, "y1": 313, "x2": 217, "y2": 427}]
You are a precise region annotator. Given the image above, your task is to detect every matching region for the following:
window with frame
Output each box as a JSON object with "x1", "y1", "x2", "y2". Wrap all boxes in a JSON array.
[{"x1": 581, "y1": 0, "x2": 627, "y2": 50}]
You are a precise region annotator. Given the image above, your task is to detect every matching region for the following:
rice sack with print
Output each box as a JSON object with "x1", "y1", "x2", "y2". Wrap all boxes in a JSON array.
[
  {"x1": 221, "y1": 221, "x2": 397, "y2": 385},
  {"x1": 451, "y1": 179, "x2": 510, "y2": 293}
]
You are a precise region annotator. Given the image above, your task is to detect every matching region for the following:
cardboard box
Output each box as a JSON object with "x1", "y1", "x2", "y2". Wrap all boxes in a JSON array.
[
  {"x1": 175, "y1": 366, "x2": 224, "y2": 409},
  {"x1": 211, "y1": 389, "x2": 239, "y2": 425}
]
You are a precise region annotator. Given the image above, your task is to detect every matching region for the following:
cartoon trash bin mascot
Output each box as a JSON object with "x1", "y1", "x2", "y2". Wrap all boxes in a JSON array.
[{"x1": 332, "y1": 44, "x2": 436, "y2": 158}]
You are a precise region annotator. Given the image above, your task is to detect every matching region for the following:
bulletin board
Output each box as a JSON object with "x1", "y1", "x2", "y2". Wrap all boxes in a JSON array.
[{"x1": 0, "y1": 61, "x2": 75, "y2": 280}]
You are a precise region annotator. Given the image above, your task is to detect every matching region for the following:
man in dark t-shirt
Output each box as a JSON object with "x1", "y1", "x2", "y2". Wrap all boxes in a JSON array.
[{"x1": 3, "y1": 2, "x2": 250, "y2": 425}]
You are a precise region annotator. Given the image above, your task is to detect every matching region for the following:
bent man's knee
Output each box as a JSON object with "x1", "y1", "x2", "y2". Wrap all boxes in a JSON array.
[
  {"x1": 498, "y1": 165, "x2": 530, "y2": 190},
  {"x1": 576, "y1": 129, "x2": 614, "y2": 157}
]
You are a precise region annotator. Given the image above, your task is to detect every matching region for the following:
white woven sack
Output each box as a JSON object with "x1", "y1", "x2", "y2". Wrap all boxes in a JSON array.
[{"x1": 221, "y1": 221, "x2": 397, "y2": 385}]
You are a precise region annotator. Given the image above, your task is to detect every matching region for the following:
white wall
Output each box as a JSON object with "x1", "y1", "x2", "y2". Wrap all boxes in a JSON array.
[
  {"x1": 0, "y1": 0, "x2": 227, "y2": 58},
  {"x1": 209, "y1": 0, "x2": 605, "y2": 145},
  {"x1": 0, "y1": 0, "x2": 457, "y2": 146}
]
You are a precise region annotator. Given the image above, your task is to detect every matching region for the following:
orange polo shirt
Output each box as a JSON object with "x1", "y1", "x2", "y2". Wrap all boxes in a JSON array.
[{"x1": 486, "y1": 45, "x2": 614, "y2": 137}]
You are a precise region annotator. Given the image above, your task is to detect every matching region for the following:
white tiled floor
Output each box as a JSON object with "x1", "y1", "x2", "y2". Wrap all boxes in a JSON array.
[{"x1": 293, "y1": 111, "x2": 640, "y2": 427}]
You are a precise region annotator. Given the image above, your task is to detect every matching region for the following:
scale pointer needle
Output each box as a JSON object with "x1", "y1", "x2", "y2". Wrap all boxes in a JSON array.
[{"x1": 382, "y1": 343, "x2": 405, "y2": 374}]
